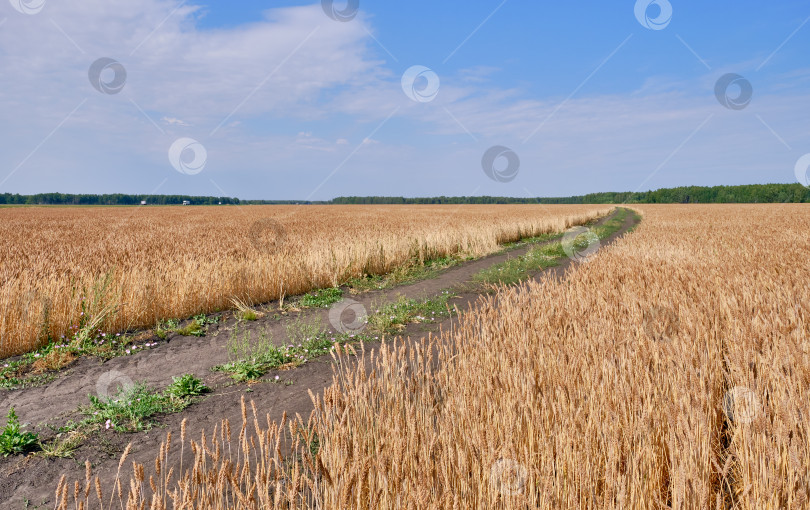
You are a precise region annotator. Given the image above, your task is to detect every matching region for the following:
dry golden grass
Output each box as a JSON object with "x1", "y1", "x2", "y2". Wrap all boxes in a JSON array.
[
  {"x1": 30, "y1": 349, "x2": 76, "y2": 374},
  {"x1": 0, "y1": 204, "x2": 608, "y2": 358},
  {"x1": 60, "y1": 204, "x2": 810, "y2": 509}
]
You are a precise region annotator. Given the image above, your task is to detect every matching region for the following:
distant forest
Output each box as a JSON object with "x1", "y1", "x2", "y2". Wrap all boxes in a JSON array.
[{"x1": 1, "y1": 183, "x2": 808, "y2": 206}]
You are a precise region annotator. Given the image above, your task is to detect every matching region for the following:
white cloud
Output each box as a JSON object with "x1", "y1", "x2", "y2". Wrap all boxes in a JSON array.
[
  {"x1": 162, "y1": 117, "x2": 189, "y2": 127},
  {"x1": 0, "y1": 0, "x2": 807, "y2": 200}
]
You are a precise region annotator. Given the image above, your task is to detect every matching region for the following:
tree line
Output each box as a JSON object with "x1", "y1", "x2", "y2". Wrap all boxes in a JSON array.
[
  {"x1": 0, "y1": 193, "x2": 241, "y2": 205},
  {"x1": 1, "y1": 183, "x2": 808, "y2": 206},
  {"x1": 332, "y1": 183, "x2": 810, "y2": 204}
]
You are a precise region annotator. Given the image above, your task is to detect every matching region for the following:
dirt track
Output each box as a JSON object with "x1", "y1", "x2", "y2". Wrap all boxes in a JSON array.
[{"x1": 0, "y1": 208, "x2": 638, "y2": 508}]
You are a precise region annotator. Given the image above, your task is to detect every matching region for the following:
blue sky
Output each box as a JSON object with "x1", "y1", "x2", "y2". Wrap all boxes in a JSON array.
[{"x1": 0, "y1": 0, "x2": 809, "y2": 199}]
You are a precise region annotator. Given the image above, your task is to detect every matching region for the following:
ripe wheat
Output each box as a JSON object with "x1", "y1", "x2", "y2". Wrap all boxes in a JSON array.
[
  {"x1": 61, "y1": 204, "x2": 810, "y2": 509},
  {"x1": 0, "y1": 204, "x2": 608, "y2": 358}
]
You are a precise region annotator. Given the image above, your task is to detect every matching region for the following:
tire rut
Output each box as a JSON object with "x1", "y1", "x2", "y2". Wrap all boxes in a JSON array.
[{"x1": 0, "y1": 208, "x2": 640, "y2": 506}]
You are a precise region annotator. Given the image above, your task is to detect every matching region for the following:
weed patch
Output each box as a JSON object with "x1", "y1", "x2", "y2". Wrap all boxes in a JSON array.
[
  {"x1": 63, "y1": 376, "x2": 205, "y2": 434},
  {"x1": 298, "y1": 287, "x2": 343, "y2": 308},
  {"x1": 0, "y1": 407, "x2": 39, "y2": 456}
]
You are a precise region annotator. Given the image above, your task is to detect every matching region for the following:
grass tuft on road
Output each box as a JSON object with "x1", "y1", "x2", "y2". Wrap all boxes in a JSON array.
[
  {"x1": 214, "y1": 292, "x2": 455, "y2": 382},
  {"x1": 473, "y1": 207, "x2": 633, "y2": 286}
]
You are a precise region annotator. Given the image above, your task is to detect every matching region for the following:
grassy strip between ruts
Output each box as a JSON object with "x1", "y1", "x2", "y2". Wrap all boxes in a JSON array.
[
  {"x1": 213, "y1": 291, "x2": 455, "y2": 382},
  {"x1": 0, "y1": 374, "x2": 209, "y2": 459},
  {"x1": 344, "y1": 212, "x2": 614, "y2": 292},
  {"x1": 472, "y1": 207, "x2": 633, "y2": 286}
]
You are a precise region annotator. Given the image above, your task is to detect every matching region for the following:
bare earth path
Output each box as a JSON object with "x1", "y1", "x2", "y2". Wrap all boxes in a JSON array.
[{"x1": 0, "y1": 208, "x2": 638, "y2": 508}]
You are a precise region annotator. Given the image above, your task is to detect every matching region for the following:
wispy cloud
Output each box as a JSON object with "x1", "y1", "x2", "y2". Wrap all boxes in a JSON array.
[{"x1": 0, "y1": 1, "x2": 807, "y2": 199}]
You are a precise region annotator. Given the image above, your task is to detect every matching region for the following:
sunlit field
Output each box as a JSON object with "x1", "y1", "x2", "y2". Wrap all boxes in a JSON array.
[
  {"x1": 59, "y1": 204, "x2": 810, "y2": 509},
  {"x1": 0, "y1": 204, "x2": 609, "y2": 358}
]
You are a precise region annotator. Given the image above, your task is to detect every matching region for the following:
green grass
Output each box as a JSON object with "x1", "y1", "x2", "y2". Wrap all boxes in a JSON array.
[
  {"x1": 165, "y1": 374, "x2": 209, "y2": 399},
  {"x1": 213, "y1": 327, "x2": 299, "y2": 382},
  {"x1": 285, "y1": 316, "x2": 327, "y2": 345},
  {"x1": 160, "y1": 314, "x2": 218, "y2": 337},
  {"x1": 0, "y1": 313, "x2": 218, "y2": 390},
  {"x1": 0, "y1": 370, "x2": 56, "y2": 391},
  {"x1": 0, "y1": 407, "x2": 39, "y2": 456},
  {"x1": 62, "y1": 376, "x2": 206, "y2": 434},
  {"x1": 472, "y1": 244, "x2": 564, "y2": 286},
  {"x1": 154, "y1": 318, "x2": 179, "y2": 339},
  {"x1": 213, "y1": 319, "x2": 358, "y2": 382},
  {"x1": 174, "y1": 321, "x2": 203, "y2": 337},
  {"x1": 297, "y1": 287, "x2": 343, "y2": 308},
  {"x1": 345, "y1": 213, "x2": 620, "y2": 292},
  {"x1": 347, "y1": 254, "x2": 467, "y2": 292},
  {"x1": 498, "y1": 231, "x2": 562, "y2": 251},
  {"x1": 240, "y1": 309, "x2": 259, "y2": 321},
  {"x1": 366, "y1": 292, "x2": 455, "y2": 335},
  {"x1": 37, "y1": 430, "x2": 84, "y2": 459},
  {"x1": 78, "y1": 385, "x2": 179, "y2": 432},
  {"x1": 473, "y1": 208, "x2": 633, "y2": 286},
  {"x1": 0, "y1": 331, "x2": 160, "y2": 390},
  {"x1": 589, "y1": 206, "x2": 630, "y2": 239},
  {"x1": 214, "y1": 293, "x2": 456, "y2": 381}
]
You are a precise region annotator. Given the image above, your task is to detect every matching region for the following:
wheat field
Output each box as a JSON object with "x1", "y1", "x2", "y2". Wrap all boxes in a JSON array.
[
  {"x1": 0, "y1": 204, "x2": 609, "y2": 358},
  {"x1": 60, "y1": 204, "x2": 810, "y2": 509}
]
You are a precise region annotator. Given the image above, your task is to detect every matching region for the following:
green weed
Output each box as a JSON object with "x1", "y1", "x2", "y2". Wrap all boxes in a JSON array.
[
  {"x1": 298, "y1": 287, "x2": 343, "y2": 308},
  {"x1": 0, "y1": 407, "x2": 39, "y2": 456}
]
